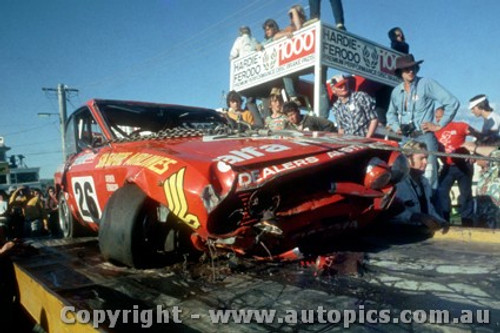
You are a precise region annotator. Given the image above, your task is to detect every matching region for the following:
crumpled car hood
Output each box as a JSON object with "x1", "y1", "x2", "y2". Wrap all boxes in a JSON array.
[{"x1": 149, "y1": 134, "x2": 360, "y2": 169}]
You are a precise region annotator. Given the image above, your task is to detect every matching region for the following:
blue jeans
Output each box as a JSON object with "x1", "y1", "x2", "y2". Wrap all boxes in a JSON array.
[
  {"x1": 309, "y1": 0, "x2": 345, "y2": 25},
  {"x1": 437, "y1": 164, "x2": 474, "y2": 222}
]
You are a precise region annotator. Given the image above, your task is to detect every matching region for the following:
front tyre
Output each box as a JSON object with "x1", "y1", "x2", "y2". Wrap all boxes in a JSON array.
[{"x1": 99, "y1": 184, "x2": 196, "y2": 268}]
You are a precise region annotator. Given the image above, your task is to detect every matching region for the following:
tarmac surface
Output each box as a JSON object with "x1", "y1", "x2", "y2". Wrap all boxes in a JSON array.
[{"x1": 12, "y1": 229, "x2": 500, "y2": 332}]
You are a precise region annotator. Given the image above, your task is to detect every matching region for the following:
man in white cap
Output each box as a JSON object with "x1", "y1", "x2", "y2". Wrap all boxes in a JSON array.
[
  {"x1": 330, "y1": 74, "x2": 378, "y2": 138},
  {"x1": 469, "y1": 94, "x2": 500, "y2": 144},
  {"x1": 386, "y1": 54, "x2": 459, "y2": 193}
]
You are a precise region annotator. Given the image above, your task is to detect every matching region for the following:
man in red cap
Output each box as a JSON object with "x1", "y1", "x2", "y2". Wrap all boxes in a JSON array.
[
  {"x1": 386, "y1": 54, "x2": 459, "y2": 194},
  {"x1": 330, "y1": 74, "x2": 378, "y2": 138}
]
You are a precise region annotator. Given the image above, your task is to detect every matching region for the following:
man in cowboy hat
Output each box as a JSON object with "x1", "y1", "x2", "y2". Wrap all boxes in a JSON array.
[{"x1": 386, "y1": 54, "x2": 459, "y2": 195}]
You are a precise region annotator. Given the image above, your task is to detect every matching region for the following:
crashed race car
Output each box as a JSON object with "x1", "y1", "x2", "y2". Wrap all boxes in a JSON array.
[{"x1": 55, "y1": 99, "x2": 409, "y2": 268}]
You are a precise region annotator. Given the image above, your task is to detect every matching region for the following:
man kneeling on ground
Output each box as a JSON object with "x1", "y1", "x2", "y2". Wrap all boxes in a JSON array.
[{"x1": 382, "y1": 140, "x2": 449, "y2": 234}]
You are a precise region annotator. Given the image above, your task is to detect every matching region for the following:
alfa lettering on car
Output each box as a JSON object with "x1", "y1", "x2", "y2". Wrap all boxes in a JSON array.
[
  {"x1": 163, "y1": 168, "x2": 201, "y2": 229},
  {"x1": 216, "y1": 144, "x2": 291, "y2": 170},
  {"x1": 71, "y1": 176, "x2": 102, "y2": 223}
]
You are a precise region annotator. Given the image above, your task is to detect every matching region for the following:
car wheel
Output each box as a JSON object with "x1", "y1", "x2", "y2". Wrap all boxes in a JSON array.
[
  {"x1": 99, "y1": 184, "x2": 194, "y2": 268},
  {"x1": 58, "y1": 192, "x2": 78, "y2": 238}
]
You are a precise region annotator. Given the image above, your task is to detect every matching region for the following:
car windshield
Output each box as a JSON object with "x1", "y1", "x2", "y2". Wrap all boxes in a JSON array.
[{"x1": 97, "y1": 101, "x2": 228, "y2": 139}]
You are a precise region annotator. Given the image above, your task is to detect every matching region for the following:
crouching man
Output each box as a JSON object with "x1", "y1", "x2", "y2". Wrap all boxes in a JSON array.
[{"x1": 383, "y1": 140, "x2": 449, "y2": 233}]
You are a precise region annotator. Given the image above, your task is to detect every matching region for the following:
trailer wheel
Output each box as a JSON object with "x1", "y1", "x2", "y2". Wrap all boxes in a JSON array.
[
  {"x1": 58, "y1": 192, "x2": 80, "y2": 238},
  {"x1": 99, "y1": 184, "x2": 194, "y2": 268}
]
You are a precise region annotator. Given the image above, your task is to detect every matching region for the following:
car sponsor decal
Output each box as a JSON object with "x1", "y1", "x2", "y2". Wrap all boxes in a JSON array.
[
  {"x1": 238, "y1": 156, "x2": 320, "y2": 187},
  {"x1": 72, "y1": 152, "x2": 97, "y2": 166},
  {"x1": 95, "y1": 152, "x2": 177, "y2": 175},
  {"x1": 163, "y1": 168, "x2": 201, "y2": 229},
  {"x1": 216, "y1": 144, "x2": 291, "y2": 171},
  {"x1": 104, "y1": 174, "x2": 118, "y2": 192},
  {"x1": 71, "y1": 176, "x2": 102, "y2": 223},
  {"x1": 95, "y1": 152, "x2": 132, "y2": 168},
  {"x1": 105, "y1": 183, "x2": 119, "y2": 192}
]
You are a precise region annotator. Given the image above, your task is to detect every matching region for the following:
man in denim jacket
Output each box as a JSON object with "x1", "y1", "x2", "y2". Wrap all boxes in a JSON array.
[{"x1": 386, "y1": 54, "x2": 459, "y2": 194}]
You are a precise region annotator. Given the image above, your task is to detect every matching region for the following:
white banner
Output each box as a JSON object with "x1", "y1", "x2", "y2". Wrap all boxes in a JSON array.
[
  {"x1": 230, "y1": 24, "x2": 317, "y2": 91},
  {"x1": 321, "y1": 25, "x2": 401, "y2": 86},
  {"x1": 229, "y1": 22, "x2": 402, "y2": 92}
]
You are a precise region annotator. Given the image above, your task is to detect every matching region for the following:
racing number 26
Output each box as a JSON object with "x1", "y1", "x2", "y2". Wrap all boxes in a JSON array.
[{"x1": 71, "y1": 176, "x2": 102, "y2": 223}]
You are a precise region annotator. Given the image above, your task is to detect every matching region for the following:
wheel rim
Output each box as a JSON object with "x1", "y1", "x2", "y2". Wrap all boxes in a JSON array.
[{"x1": 58, "y1": 195, "x2": 71, "y2": 238}]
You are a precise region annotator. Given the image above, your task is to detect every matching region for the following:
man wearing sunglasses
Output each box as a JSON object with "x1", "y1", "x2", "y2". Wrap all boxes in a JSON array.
[
  {"x1": 330, "y1": 74, "x2": 378, "y2": 138},
  {"x1": 386, "y1": 54, "x2": 459, "y2": 196}
]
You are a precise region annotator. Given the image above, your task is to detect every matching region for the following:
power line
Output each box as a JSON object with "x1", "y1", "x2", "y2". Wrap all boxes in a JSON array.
[
  {"x1": 23, "y1": 150, "x2": 62, "y2": 156},
  {"x1": 11, "y1": 137, "x2": 60, "y2": 148},
  {"x1": 1, "y1": 123, "x2": 56, "y2": 136},
  {"x1": 78, "y1": 0, "x2": 282, "y2": 90}
]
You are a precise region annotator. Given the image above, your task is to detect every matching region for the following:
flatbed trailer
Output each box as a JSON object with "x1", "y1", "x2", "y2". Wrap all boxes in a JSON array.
[{"x1": 13, "y1": 229, "x2": 500, "y2": 332}]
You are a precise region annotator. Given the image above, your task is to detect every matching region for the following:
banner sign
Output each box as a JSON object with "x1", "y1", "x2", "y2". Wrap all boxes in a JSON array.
[
  {"x1": 230, "y1": 24, "x2": 317, "y2": 92},
  {"x1": 321, "y1": 25, "x2": 401, "y2": 86},
  {"x1": 229, "y1": 22, "x2": 402, "y2": 92}
]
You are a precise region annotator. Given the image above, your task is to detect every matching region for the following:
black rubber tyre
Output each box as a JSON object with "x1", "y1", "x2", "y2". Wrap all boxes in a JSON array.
[
  {"x1": 99, "y1": 184, "x2": 199, "y2": 268},
  {"x1": 99, "y1": 184, "x2": 147, "y2": 267}
]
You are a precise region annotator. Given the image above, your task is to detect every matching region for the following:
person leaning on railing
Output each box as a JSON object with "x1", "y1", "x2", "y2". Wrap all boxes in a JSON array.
[{"x1": 462, "y1": 141, "x2": 500, "y2": 228}]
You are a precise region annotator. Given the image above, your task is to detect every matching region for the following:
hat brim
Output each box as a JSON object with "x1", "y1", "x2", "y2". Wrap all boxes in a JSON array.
[{"x1": 397, "y1": 59, "x2": 424, "y2": 70}]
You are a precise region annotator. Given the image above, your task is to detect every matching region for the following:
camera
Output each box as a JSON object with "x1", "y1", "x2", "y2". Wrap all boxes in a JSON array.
[{"x1": 400, "y1": 123, "x2": 417, "y2": 136}]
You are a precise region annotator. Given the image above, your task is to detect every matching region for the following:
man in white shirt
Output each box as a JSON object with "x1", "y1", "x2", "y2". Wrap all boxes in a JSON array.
[{"x1": 229, "y1": 26, "x2": 259, "y2": 60}]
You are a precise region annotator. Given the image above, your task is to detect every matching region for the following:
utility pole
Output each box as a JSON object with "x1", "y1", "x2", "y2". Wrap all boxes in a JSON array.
[{"x1": 41, "y1": 84, "x2": 79, "y2": 161}]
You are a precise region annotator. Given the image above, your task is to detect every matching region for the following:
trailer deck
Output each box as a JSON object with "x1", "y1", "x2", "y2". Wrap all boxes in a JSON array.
[{"x1": 12, "y1": 229, "x2": 500, "y2": 332}]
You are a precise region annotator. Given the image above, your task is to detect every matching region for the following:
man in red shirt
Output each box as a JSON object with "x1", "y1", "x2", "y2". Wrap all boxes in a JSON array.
[{"x1": 423, "y1": 109, "x2": 475, "y2": 225}]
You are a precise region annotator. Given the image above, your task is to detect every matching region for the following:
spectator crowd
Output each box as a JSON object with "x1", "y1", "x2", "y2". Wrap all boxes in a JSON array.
[
  {"x1": 226, "y1": 2, "x2": 500, "y2": 231},
  {"x1": 0, "y1": 186, "x2": 58, "y2": 240}
]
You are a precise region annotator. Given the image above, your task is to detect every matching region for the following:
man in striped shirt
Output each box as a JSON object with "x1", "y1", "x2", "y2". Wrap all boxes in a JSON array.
[{"x1": 330, "y1": 74, "x2": 378, "y2": 138}]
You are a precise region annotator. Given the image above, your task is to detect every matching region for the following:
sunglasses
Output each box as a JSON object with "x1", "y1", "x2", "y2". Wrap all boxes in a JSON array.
[
  {"x1": 401, "y1": 66, "x2": 416, "y2": 72},
  {"x1": 334, "y1": 82, "x2": 347, "y2": 89}
]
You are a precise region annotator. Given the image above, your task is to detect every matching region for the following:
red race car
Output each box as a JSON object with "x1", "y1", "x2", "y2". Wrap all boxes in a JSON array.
[{"x1": 55, "y1": 99, "x2": 408, "y2": 267}]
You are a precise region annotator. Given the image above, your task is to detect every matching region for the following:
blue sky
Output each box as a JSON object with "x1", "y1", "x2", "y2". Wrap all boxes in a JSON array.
[{"x1": 1, "y1": 0, "x2": 499, "y2": 178}]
